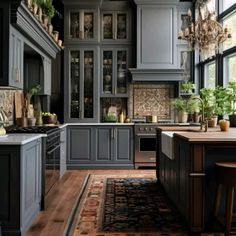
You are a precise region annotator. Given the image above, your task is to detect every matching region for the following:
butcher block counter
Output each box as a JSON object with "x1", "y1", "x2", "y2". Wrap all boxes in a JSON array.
[{"x1": 156, "y1": 126, "x2": 236, "y2": 234}]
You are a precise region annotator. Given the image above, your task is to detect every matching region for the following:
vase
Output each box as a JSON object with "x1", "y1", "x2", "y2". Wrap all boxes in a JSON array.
[
  {"x1": 32, "y1": 3, "x2": 38, "y2": 15},
  {"x1": 42, "y1": 15, "x2": 49, "y2": 30},
  {"x1": 48, "y1": 23, "x2": 53, "y2": 35},
  {"x1": 178, "y1": 111, "x2": 188, "y2": 123},
  {"x1": 34, "y1": 95, "x2": 43, "y2": 125},
  {"x1": 38, "y1": 7, "x2": 42, "y2": 22}
]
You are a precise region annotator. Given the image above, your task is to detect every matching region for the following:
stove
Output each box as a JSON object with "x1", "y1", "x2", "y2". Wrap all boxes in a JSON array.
[
  {"x1": 7, "y1": 125, "x2": 61, "y2": 210},
  {"x1": 7, "y1": 126, "x2": 59, "y2": 134}
]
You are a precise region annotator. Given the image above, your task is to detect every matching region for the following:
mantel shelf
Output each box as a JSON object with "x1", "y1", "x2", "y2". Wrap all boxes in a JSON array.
[{"x1": 12, "y1": 1, "x2": 61, "y2": 59}]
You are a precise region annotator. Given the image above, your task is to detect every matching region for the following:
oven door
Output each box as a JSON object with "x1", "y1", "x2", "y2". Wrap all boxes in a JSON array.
[
  {"x1": 45, "y1": 143, "x2": 60, "y2": 195},
  {"x1": 135, "y1": 134, "x2": 156, "y2": 164}
]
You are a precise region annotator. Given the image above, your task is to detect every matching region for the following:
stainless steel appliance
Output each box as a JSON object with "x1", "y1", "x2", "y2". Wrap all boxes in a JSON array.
[
  {"x1": 135, "y1": 124, "x2": 157, "y2": 169},
  {"x1": 7, "y1": 126, "x2": 60, "y2": 209},
  {"x1": 134, "y1": 120, "x2": 174, "y2": 169}
]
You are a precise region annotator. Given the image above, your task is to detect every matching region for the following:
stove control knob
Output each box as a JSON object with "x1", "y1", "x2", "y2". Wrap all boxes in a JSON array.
[
  {"x1": 145, "y1": 127, "x2": 148, "y2": 131},
  {"x1": 150, "y1": 128, "x2": 153, "y2": 131},
  {"x1": 139, "y1": 127, "x2": 143, "y2": 131}
]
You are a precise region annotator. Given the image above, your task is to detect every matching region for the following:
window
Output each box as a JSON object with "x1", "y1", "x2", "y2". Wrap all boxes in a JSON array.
[
  {"x1": 221, "y1": 0, "x2": 236, "y2": 12},
  {"x1": 204, "y1": 61, "x2": 216, "y2": 88},
  {"x1": 223, "y1": 11, "x2": 236, "y2": 51},
  {"x1": 224, "y1": 53, "x2": 236, "y2": 85}
]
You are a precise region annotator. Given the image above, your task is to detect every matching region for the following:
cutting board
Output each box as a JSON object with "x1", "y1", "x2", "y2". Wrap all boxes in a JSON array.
[{"x1": 14, "y1": 91, "x2": 24, "y2": 120}]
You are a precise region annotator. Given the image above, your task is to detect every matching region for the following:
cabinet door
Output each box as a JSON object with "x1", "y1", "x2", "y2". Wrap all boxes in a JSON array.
[
  {"x1": 101, "y1": 11, "x2": 130, "y2": 42},
  {"x1": 94, "y1": 127, "x2": 113, "y2": 161},
  {"x1": 101, "y1": 47, "x2": 129, "y2": 97},
  {"x1": 101, "y1": 49, "x2": 113, "y2": 95},
  {"x1": 21, "y1": 139, "x2": 42, "y2": 229},
  {"x1": 67, "y1": 47, "x2": 98, "y2": 122},
  {"x1": 9, "y1": 26, "x2": 24, "y2": 89},
  {"x1": 114, "y1": 127, "x2": 133, "y2": 162},
  {"x1": 68, "y1": 127, "x2": 93, "y2": 162},
  {"x1": 67, "y1": 9, "x2": 97, "y2": 42}
]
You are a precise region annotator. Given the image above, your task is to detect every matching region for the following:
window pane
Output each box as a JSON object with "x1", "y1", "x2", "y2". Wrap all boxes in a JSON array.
[
  {"x1": 222, "y1": 0, "x2": 236, "y2": 12},
  {"x1": 223, "y1": 11, "x2": 236, "y2": 51},
  {"x1": 224, "y1": 54, "x2": 236, "y2": 85},
  {"x1": 205, "y1": 62, "x2": 216, "y2": 88}
]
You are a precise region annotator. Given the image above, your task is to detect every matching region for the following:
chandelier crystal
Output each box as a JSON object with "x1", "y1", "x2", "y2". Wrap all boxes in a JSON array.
[{"x1": 178, "y1": 0, "x2": 232, "y2": 61}]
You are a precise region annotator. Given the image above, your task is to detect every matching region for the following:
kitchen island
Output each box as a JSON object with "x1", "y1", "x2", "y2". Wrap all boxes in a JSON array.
[
  {"x1": 157, "y1": 126, "x2": 236, "y2": 234},
  {"x1": 0, "y1": 134, "x2": 44, "y2": 236}
]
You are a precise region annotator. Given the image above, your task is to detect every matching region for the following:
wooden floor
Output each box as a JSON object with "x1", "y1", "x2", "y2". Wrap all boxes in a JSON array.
[{"x1": 26, "y1": 169, "x2": 156, "y2": 236}]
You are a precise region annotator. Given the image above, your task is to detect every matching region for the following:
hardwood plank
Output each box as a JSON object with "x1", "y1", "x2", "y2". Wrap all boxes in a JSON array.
[{"x1": 27, "y1": 169, "x2": 155, "y2": 236}]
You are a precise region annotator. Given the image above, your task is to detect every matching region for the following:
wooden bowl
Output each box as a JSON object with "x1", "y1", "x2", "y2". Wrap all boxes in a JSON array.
[{"x1": 42, "y1": 115, "x2": 57, "y2": 124}]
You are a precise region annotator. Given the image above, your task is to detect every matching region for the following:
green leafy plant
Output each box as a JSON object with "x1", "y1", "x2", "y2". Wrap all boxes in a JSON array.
[
  {"x1": 181, "y1": 80, "x2": 195, "y2": 94},
  {"x1": 104, "y1": 112, "x2": 117, "y2": 122},
  {"x1": 225, "y1": 82, "x2": 236, "y2": 115},
  {"x1": 37, "y1": 0, "x2": 55, "y2": 20},
  {"x1": 172, "y1": 97, "x2": 189, "y2": 112},
  {"x1": 200, "y1": 87, "x2": 216, "y2": 118}
]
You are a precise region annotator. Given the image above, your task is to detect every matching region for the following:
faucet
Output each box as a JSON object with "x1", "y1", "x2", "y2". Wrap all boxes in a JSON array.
[{"x1": 188, "y1": 96, "x2": 208, "y2": 132}]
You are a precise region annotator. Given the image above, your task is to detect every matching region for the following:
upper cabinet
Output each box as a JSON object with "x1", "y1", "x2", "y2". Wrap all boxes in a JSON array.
[
  {"x1": 101, "y1": 11, "x2": 131, "y2": 43},
  {"x1": 0, "y1": 1, "x2": 60, "y2": 90},
  {"x1": 135, "y1": 3, "x2": 178, "y2": 69},
  {"x1": 64, "y1": 46, "x2": 99, "y2": 122},
  {"x1": 9, "y1": 26, "x2": 24, "y2": 89},
  {"x1": 64, "y1": 8, "x2": 99, "y2": 43},
  {"x1": 101, "y1": 46, "x2": 131, "y2": 97}
]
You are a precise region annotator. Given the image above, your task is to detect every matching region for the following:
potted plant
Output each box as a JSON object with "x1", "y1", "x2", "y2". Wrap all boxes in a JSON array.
[
  {"x1": 200, "y1": 87, "x2": 218, "y2": 127},
  {"x1": 225, "y1": 82, "x2": 236, "y2": 126},
  {"x1": 37, "y1": 0, "x2": 55, "y2": 28},
  {"x1": 172, "y1": 97, "x2": 189, "y2": 123},
  {"x1": 181, "y1": 80, "x2": 195, "y2": 95}
]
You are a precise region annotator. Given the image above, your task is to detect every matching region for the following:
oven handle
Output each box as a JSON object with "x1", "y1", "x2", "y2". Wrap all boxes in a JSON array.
[
  {"x1": 135, "y1": 134, "x2": 156, "y2": 137},
  {"x1": 47, "y1": 144, "x2": 60, "y2": 155}
]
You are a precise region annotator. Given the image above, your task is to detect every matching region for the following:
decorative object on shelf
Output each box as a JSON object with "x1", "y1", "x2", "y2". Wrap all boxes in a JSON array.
[
  {"x1": 172, "y1": 97, "x2": 189, "y2": 123},
  {"x1": 181, "y1": 80, "x2": 195, "y2": 95},
  {"x1": 53, "y1": 31, "x2": 59, "y2": 42},
  {"x1": 178, "y1": 0, "x2": 231, "y2": 60},
  {"x1": 38, "y1": 0, "x2": 55, "y2": 23},
  {"x1": 42, "y1": 112, "x2": 57, "y2": 124},
  {"x1": 48, "y1": 23, "x2": 53, "y2": 35}
]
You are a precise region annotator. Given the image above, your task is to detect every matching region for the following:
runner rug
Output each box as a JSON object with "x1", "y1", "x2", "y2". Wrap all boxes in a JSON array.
[{"x1": 67, "y1": 173, "x2": 188, "y2": 236}]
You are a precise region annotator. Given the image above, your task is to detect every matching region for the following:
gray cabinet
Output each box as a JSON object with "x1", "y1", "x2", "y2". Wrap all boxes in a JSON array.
[
  {"x1": 64, "y1": 46, "x2": 99, "y2": 122},
  {"x1": 68, "y1": 126, "x2": 93, "y2": 164},
  {"x1": 67, "y1": 125, "x2": 134, "y2": 169},
  {"x1": 60, "y1": 127, "x2": 67, "y2": 178},
  {"x1": 101, "y1": 10, "x2": 132, "y2": 43},
  {"x1": 8, "y1": 26, "x2": 24, "y2": 89},
  {"x1": 135, "y1": 1, "x2": 178, "y2": 69},
  {"x1": 0, "y1": 138, "x2": 42, "y2": 236},
  {"x1": 64, "y1": 6, "x2": 99, "y2": 43},
  {"x1": 101, "y1": 46, "x2": 131, "y2": 97}
]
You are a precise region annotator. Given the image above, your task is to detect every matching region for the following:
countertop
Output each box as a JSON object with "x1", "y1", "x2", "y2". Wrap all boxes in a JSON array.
[
  {"x1": 0, "y1": 133, "x2": 46, "y2": 145},
  {"x1": 158, "y1": 126, "x2": 236, "y2": 142},
  {"x1": 64, "y1": 123, "x2": 135, "y2": 126}
]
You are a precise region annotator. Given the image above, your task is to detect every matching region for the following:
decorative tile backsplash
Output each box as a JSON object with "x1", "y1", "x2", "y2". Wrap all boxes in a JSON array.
[
  {"x1": 128, "y1": 84, "x2": 174, "y2": 119},
  {"x1": 0, "y1": 89, "x2": 20, "y2": 125}
]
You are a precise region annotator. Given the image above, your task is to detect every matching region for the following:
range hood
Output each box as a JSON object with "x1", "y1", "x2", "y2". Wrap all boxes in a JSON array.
[
  {"x1": 129, "y1": 68, "x2": 184, "y2": 82},
  {"x1": 130, "y1": 0, "x2": 186, "y2": 82}
]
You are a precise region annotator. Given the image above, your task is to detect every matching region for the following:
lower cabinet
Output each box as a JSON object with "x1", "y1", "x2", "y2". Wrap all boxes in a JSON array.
[
  {"x1": 0, "y1": 138, "x2": 42, "y2": 236},
  {"x1": 67, "y1": 125, "x2": 134, "y2": 169}
]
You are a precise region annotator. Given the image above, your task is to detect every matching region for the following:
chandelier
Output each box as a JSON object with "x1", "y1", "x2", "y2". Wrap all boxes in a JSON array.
[{"x1": 178, "y1": 0, "x2": 231, "y2": 60}]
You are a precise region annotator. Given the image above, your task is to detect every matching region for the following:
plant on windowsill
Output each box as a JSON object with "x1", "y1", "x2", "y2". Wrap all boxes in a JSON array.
[{"x1": 225, "y1": 82, "x2": 236, "y2": 126}]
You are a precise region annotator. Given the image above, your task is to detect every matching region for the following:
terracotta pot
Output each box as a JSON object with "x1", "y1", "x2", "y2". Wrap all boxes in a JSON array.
[
  {"x1": 48, "y1": 23, "x2": 53, "y2": 35},
  {"x1": 32, "y1": 3, "x2": 38, "y2": 15},
  {"x1": 42, "y1": 15, "x2": 49, "y2": 29},
  {"x1": 53, "y1": 31, "x2": 59, "y2": 42},
  {"x1": 207, "y1": 116, "x2": 218, "y2": 127}
]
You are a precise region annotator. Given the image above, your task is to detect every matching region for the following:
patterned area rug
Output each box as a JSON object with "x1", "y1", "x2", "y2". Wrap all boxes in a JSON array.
[{"x1": 68, "y1": 173, "x2": 188, "y2": 236}]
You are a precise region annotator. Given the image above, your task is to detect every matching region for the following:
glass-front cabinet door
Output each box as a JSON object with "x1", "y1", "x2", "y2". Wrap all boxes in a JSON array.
[
  {"x1": 66, "y1": 47, "x2": 98, "y2": 122},
  {"x1": 101, "y1": 47, "x2": 129, "y2": 97},
  {"x1": 66, "y1": 9, "x2": 97, "y2": 41},
  {"x1": 101, "y1": 11, "x2": 130, "y2": 42}
]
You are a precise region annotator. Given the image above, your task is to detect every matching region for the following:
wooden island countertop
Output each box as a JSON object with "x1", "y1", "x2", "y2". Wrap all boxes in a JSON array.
[{"x1": 156, "y1": 126, "x2": 236, "y2": 234}]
